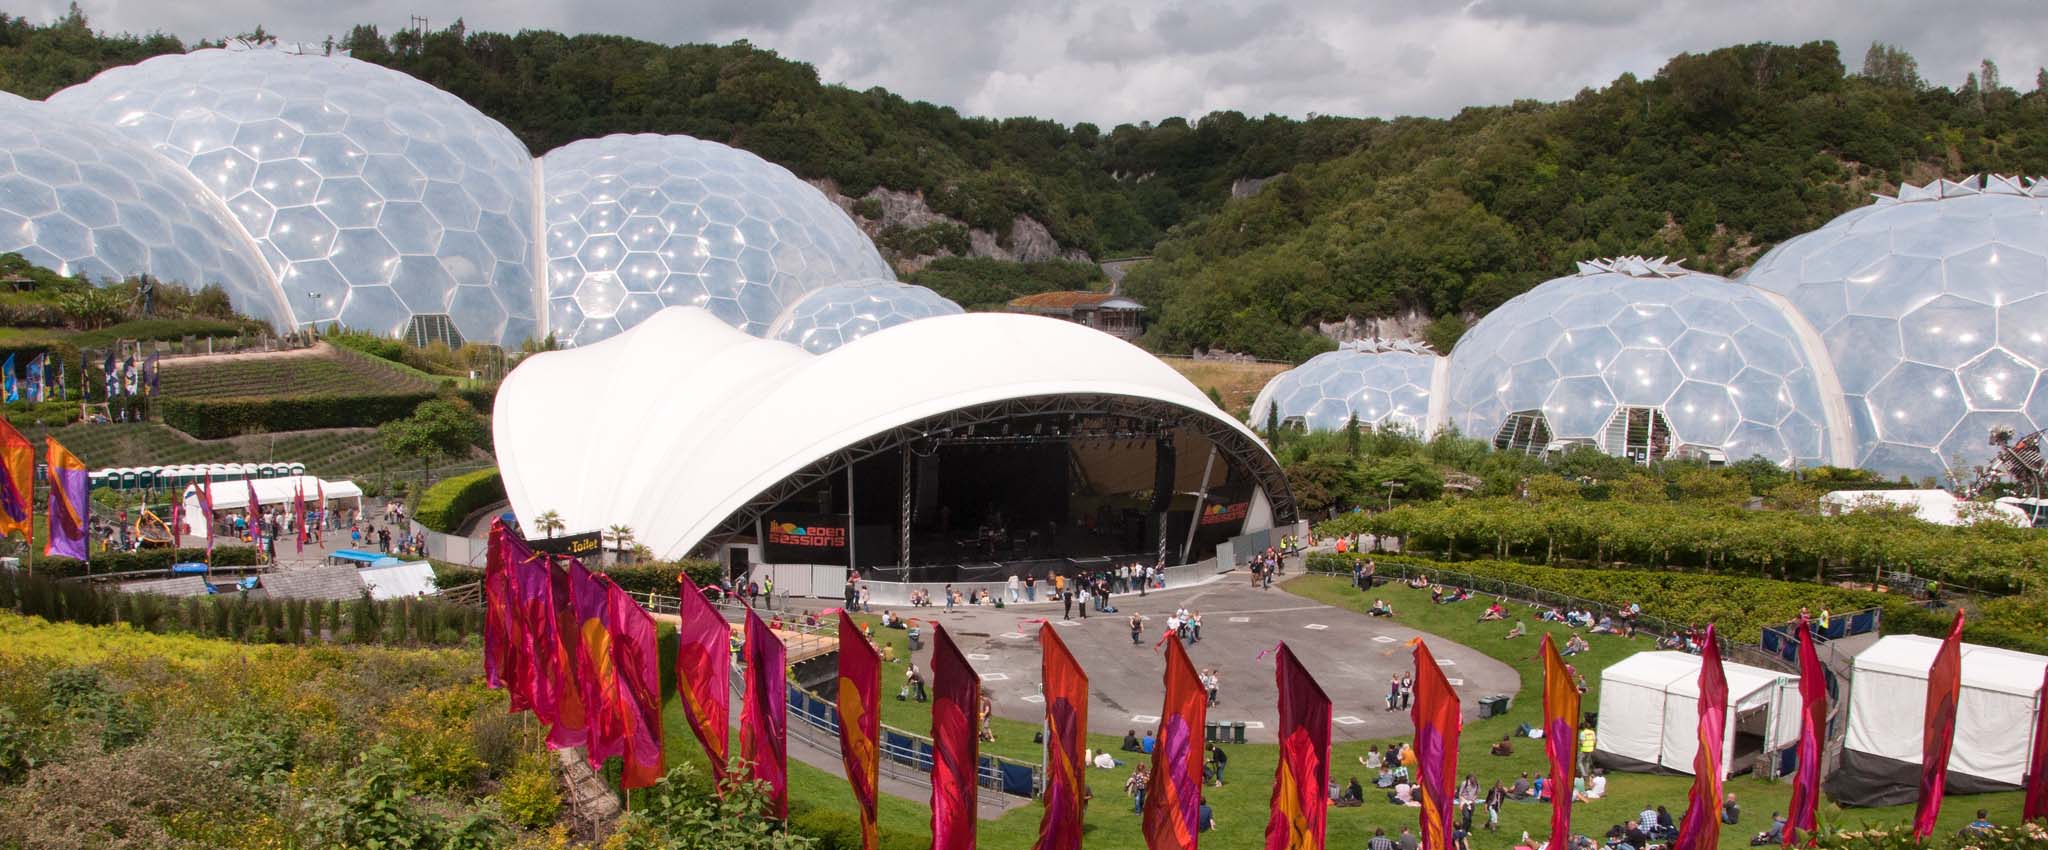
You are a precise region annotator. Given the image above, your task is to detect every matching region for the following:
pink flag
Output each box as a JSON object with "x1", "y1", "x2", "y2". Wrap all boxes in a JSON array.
[
  {"x1": 2026, "y1": 660, "x2": 2048, "y2": 821},
  {"x1": 742, "y1": 605, "x2": 789, "y2": 818},
  {"x1": 1914, "y1": 611, "x2": 1966, "y2": 840},
  {"x1": 293, "y1": 482, "x2": 305, "y2": 554},
  {"x1": 245, "y1": 479, "x2": 261, "y2": 547},
  {"x1": 1673, "y1": 626, "x2": 1726, "y2": 850},
  {"x1": 1786, "y1": 614, "x2": 1826, "y2": 845},
  {"x1": 674, "y1": 575, "x2": 732, "y2": 785},
  {"x1": 200, "y1": 471, "x2": 215, "y2": 557},
  {"x1": 601, "y1": 576, "x2": 664, "y2": 788}
]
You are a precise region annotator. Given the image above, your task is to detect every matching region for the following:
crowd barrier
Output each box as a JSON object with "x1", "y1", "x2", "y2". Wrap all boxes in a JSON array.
[{"x1": 1760, "y1": 607, "x2": 1881, "y2": 662}]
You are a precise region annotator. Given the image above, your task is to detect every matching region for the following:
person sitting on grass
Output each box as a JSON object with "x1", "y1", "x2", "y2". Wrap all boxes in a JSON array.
[
  {"x1": 1369, "y1": 599, "x2": 1396, "y2": 618},
  {"x1": 1584, "y1": 769, "x2": 1607, "y2": 800},
  {"x1": 1505, "y1": 620, "x2": 1527, "y2": 639},
  {"x1": 1431, "y1": 585, "x2": 1446, "y2": 605},
  {"x1": 1479, "y1": 598, "x2": 1508, "y2": 621},
  {"x1": 1509, "y1": 772, "x2": 1532, "y2": 799},
  {"x1": 1121, "y1": 729, "x2": 1142, "y2": 752},
  {"x1": 1562, "y1": 634, "x2": 1590, "y2": 656},
  {"x1": 1376, "y1": 766, "x2": 1397, "y2": 788},
  {"x1": 1408, "y1": 575, "x2": 1430, "y2": 590},
  {"x1": 1341, "y1": 777, "x2": 1365, "y2": 805},
  {"x1": 1591, "y1": 614, "x2": 1619, "y2": 634},
  {"x1": 1361, "y1": 744, "x2": 1383, "y2": 769},
  {"x1": 1490, "y1": 735, "x2": 1514, "y2": 757}
]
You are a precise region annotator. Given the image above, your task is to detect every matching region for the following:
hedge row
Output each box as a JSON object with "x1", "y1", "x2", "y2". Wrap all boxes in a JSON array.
[
  {"x1": 427, "y1": 558, "x2": 722, "y2": 599},
  {"x1": 1304, "y1": 551, "x2": 2047, "y2": 655},
  {"x1": 415, "y1": 467, "x2": 504, "y2": 533},
  {"x1": 2, "y1": 568, "x2": 482, "y2": 647},
  {"x1": 35, "y1": 545, "x2": 266, "y2": 579},
  {"x1": 161, "y1": 387, "x2": 494, "y2": 438},
  {"x1": 1316, "y1": 497, "x2": 2048, "y2": 594}
]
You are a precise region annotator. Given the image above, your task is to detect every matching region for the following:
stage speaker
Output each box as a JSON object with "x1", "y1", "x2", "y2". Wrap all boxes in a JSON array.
[
  {"x1": 728, "y1": 546, "x2": 749, "y2": 581},
  {"x1": 1151, "y1": 439, "x2": 1175, "y2": 513}
]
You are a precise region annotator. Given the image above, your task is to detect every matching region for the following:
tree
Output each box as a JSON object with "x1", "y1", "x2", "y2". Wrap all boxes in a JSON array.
[
  {"x1": 1860, "y1": 42, "x2": 1921, "y2": 89},
  {"x1": 533, "y1": 511, "x2": 566, "y2": 539},
  {"x1": 1345, "y1": 413, "x2": 1361, "y2": 457},
  {"x1": 378, "y1": 397, "x2": 487, "y2": 492},
  {"x1": 1265, "y1": 401, "x2": 1282, "y2": 450},
  {"x1": 606, "y1": 524, "x2": 637, "y2": 562}
]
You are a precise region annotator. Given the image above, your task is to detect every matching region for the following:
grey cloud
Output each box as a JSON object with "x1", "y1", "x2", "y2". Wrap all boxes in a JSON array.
[{"x1": 32, "y1": 0, "x2": 2048, "y2": 127}]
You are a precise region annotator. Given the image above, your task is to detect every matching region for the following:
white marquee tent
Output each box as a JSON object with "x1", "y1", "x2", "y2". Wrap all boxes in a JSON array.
[
  {"x1": 1829, "y1": 634, "x2": 2048, "y2": 806},
  {"x1": 1819, "y1": 489, "x2": 2029, "y2": 527},
  {"x1": 176, "y1": 475, "x2": 365, "y2": 535},
  {"x1": 1595, "y1": 651, "x2": 1798, "y2": 777}
]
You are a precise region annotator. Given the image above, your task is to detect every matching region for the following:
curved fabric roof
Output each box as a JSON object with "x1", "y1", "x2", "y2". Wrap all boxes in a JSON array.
[{"x1": 495, "y1": 306, "x2": 1289, "y2": 559}]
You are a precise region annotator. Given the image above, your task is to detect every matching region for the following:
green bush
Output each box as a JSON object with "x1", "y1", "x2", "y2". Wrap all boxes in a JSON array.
[
  {"x1": 603, "y1": 560, "x2": 725, "y2": 597},
  {"x1": 415, "y1": 467, "x2": 504, "y2": 533},
  {"x1": 494, "y1": 751, "x2": 562, "y2": 828}
]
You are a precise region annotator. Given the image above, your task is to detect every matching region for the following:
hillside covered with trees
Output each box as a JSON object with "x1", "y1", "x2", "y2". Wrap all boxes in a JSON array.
[{"x1": 3, "y1": 14, "x2": 2045, "y2": 359}]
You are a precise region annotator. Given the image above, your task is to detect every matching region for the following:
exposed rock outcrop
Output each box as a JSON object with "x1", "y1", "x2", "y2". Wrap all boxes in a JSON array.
[
  {"x1": 807, "y1": 178, "x2": 1091, "y2": 272},
  {"x1": 1316, "y1": 310, "x2": 1434, "y2": 345}
]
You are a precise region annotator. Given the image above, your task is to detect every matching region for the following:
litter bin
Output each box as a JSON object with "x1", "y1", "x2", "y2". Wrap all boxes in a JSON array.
[
  {"x1": 1479, "y1": 695, "x2": 1512, "y2": 718},
  {"x1": 1204, "y1": 722, "x2": 1220, "y2": 742},
  {"x1": 1232, "y1": 722, "x2": 1246, "y2": 744}
]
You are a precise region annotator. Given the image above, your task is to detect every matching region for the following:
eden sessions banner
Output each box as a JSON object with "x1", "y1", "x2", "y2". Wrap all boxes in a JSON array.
[
  {"x1": 529, "y1": 530, "x2": 604, "y2": 560},
  {"x1": 1198, "y1": 500, "x2": 1250, "y2": 526},
  {"x1": 763, "y1": 513, "x2": 851, "y2": 565}
]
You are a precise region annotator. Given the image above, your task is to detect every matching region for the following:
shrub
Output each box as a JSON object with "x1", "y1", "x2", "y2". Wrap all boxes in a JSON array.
[
  {"x1": 602, "y1": 560, "x2": 724, "y2": 597},
  {"x1": 415, "y1": 467, "x2": 504, "y2": 533},
  {"x1": 495, "y1": 751, "x2": 562, "y2": 829}
]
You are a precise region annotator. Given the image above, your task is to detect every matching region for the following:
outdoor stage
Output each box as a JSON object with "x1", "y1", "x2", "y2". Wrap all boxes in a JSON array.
[{"x1": 877, "y1": 573, "x2": 1520, "y2": 744}]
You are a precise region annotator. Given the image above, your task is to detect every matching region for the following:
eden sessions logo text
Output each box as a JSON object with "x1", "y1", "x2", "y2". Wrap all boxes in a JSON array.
[
  {"x1": 1198, "y1": 502, "x2": 1249, "y2": 526},
  {"x1": 768, "y1": 520, "x2": 847, "y2": 548}
]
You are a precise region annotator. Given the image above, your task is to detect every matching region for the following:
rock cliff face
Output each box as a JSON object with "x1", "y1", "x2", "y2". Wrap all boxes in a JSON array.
[
  {"x1": 1316, "y1": 310, "x2": 1434, "y2": 345},
  {"x1": 808, "y1": 178, "x2": 1091, "y2": 272}
]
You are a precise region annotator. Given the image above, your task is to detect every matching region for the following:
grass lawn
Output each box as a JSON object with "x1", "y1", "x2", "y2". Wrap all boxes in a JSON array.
[{"x1": 639, "y1": 578, "x2": 2022, "y2": 849}]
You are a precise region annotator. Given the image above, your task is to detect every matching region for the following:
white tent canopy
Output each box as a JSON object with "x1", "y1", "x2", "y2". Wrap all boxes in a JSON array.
[
  {"x1": 177, "y1": 475, "x2": 365, "y2": 535},
  {"x1": 1595, "y1": 651, "x2": 1798, "y2": 776},
  {"x1": 1843, "y1": 635, "x2": 2046, "y2": 786},
  {"x1": 358, "y1": 561, "x2": 438, "y2": 599},
  {"x1": 1819, "y1": 489, "x2": 2028, "y2": 527}
]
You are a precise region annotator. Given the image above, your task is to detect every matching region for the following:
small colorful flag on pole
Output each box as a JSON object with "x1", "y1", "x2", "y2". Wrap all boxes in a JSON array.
[
  {"x1": 0, "y1": 418, "x2": 33, "y2": 543},
  {"x1": 43, "y1": 437, "x2": 89, "y2": 560},
  {"x1": 1540, "y1": 634, "x2": 1581, "y2": 850},
  {"x1": 1411, "y1": 639, "x2": 1462, "y2": 850},
  {"x1": 1786, "y1": 614, "x2": 1827, "y2": 845},
  {"x1": 742, "y1": 604, "x2": 789, "y2": 818},
  {"x1": 930, "y1": 624, "x2": 981, "y2": 850},
  {"x1": 1036, "y1": 622, "x2": 1089, "y2": 850},
  {"x1": 1143, "y1": 635, "x2": 1207, "y2": 850},
  {"x1": 674, "y1": 575, "x2": 732, "y2": 784},
  {"x1": 1265, "y1": 643, "x2": 1331, "y2": 850}
]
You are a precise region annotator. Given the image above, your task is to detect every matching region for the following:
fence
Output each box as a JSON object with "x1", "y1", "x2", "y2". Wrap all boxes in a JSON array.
[
  {"x1": 1759, "y1": 607, "x2": 1881, "y2": 663},
  {"x1": 1303, "y1": 556, "x2": 1796, "y2": 674}
]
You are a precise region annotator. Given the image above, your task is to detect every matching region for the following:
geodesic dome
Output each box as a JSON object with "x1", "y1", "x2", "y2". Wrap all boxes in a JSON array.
[
  {"x1": 1445, "y1": 257, "x2": 1840, "y2": 466},
  {"x1": 766, "y1": 279, "x2": 962, "y2": 354},
  {"x1": 539, "y1": 133, "x2": 894, "y2": 347},
  {"x1": 0, "y1": 91, "x2": 285, "y2": 325},
  {"x1": 49, "y1": 45, "x2": 542, "y2": 346},
  {"x1": 1743, "y1": 176, "x2": 2048, "y2": 481},
  {"x1": 1248, "y1": 339, "x2": 1443, "y2": 433}
]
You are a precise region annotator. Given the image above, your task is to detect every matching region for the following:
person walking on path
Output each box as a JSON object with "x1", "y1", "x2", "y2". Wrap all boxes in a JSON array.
[
  {"x1": 1129, "y1": 613, "x2": 1144, "y2": 645},
  {"x1": 1062, "y1": 588, "x2": 1074, "y2": 620}
]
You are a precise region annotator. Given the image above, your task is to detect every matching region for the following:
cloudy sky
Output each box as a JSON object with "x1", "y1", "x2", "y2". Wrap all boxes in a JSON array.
[{"x1": 33, "y1": 0, "x2": 2048, "y2": 125}]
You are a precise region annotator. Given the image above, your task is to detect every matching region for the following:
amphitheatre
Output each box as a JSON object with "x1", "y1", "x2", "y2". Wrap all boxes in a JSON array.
[{"x1": 1, "y1": 22, "x2": 2046, "y2": 850}]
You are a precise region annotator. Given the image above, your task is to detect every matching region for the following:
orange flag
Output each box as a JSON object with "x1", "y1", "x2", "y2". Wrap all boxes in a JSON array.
[
  {"x1": 838, "y1": 613, "x2": 882, "y2": 850},
  {"x1": 1143, "y1": 635, "x2": 1207, "y2": 850},
  {"x1": 1036, "y1": 622, "x2": 1089, "y2": 850},
  {"x1": 1539, "y1": 634, "x2": 1580, "y2": 850},
  {"x1": 1411, "y1": 639, "x2": 1460, "y2": 850},
  {"x1": 1265, "y1": 643, "x2": 1330, "y2": 850}
]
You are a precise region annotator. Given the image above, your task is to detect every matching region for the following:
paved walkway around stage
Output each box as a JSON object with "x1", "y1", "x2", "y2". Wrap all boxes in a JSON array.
[{"x1": 883, "y1": 570, "x2": 1520, "y2": 744}]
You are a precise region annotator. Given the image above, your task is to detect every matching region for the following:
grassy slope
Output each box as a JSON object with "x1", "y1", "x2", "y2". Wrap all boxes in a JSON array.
[
  {"x1": 1162, "y1": 358, "x2": 1289, "y2": 419},
  {"x1": 648, "y1": 580, "x2": 2023, "y2": 850},
  {"x1": 156, "y1": 344, "x2": 437, "y2": 399}
]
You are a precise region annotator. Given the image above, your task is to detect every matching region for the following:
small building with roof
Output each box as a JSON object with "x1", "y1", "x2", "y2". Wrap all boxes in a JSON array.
[{"x1": 1005, "y1": 292, "x2": 1145, "y2": 341}]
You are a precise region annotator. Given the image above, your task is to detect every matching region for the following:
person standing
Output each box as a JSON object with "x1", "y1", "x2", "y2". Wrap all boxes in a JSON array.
[
  {"x1": 1061, "y1": 587, "x2": 1074, "y2": 620},
  {"x1": 1007, "y1": 573, "x2": 1021, "y2": 603},
  {"x1": 1025, "y1": 573, "x2": 1037, "y2": 601},
  {"x1": 1077, "y1": 586, "x2": 1091, "y2": 618},
  {"x1": 1399, "y1": 674, "x2": 1414, "y2": 709},
  {"x1": 1578, "y1": 723, "x2": 1597, "y2": 779},
  {"x1": 1129, "y1": 613, "x2": 1144, "y2": 645},
  {"x1": 1208, "y1": 743, "x2": 1228, "y2": 786},
  {"x1": 944, "y1": 583, "x2": 956, "y2": 611},
  {"x1": 1190, "y1": 611, "x2": 1203, "y2": 643},
  {"x1": 907, "y1": 663, "x2": 927, "y2": 702},
  {"x1": 1386, "y1": 675, "x2": 1402, "y2": 711}
]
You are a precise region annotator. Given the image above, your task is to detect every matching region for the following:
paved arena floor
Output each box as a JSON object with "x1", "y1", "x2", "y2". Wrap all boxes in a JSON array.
[{"x1": 888, "y1": 572, "x2": 1521, "y2": 744}]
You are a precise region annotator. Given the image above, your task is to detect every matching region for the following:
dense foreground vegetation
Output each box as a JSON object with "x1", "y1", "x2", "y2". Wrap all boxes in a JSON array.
[{"x1": 2, "y1": 579, "x2": 2031, "y2": 850}]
